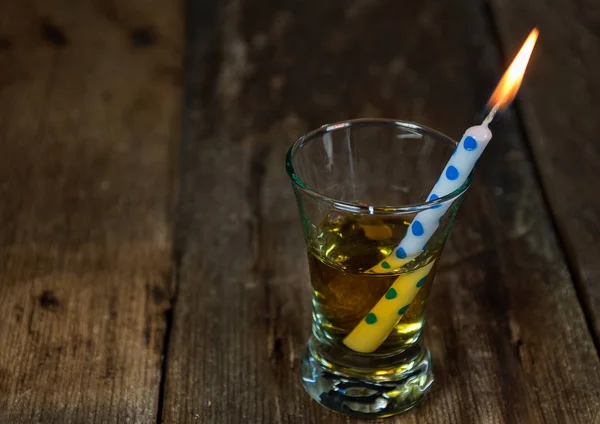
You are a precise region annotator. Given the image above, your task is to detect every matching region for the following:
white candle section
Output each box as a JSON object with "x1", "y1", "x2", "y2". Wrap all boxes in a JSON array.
[{"x1": 395, "y1": 125, "x2": 493, "y2": 259}]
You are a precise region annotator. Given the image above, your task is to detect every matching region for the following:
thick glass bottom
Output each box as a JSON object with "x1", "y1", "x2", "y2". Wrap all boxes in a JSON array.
[{"x1": 300, "y1": 336, "x2": 433, "y2": 418}]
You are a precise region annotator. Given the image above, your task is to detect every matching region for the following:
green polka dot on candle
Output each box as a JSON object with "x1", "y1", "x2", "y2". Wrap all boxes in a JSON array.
[
  {"x1": 365, "y1": 313, "x2": 378, "y2": 325},
  {"x1": 398, "y1": 305, "x2": 409, "y2": 315},
  {"x1": 368, "y1": 270, "x2": 375, "y2": 274},
  {"x1": 381, "y1": 261, "x2": 391, "y2": 269},
  {"x1": 385, "y1": 288, "x2": 397, "y2": 300},
  {"x1": 416, "y1": 277, "x2": 426, "y2": 288}
]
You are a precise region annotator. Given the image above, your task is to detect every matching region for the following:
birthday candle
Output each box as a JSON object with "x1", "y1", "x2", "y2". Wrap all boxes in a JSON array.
[
  {"x1": 400, "y1": 126, "x2": 491, "y2": 255},
  {"x1": 345, "y1": 28, "x2": 539, "y2": 353}
]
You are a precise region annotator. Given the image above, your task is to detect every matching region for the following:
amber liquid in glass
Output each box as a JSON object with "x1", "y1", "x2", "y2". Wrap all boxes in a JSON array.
[{"x1": 308, "y1": 211, "x2": 437, "y2": 356}]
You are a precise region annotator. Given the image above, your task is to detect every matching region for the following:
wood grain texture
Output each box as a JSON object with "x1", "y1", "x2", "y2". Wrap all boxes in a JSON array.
[
  {"x1": 163, "y1": 0, "x2": 600, "y2": 423},
  {"x1": 0, "y1": 0, "x2": 182, "y2": 422},
  {"x1": 487, "y1": 0, "x2": 600, "y2": 345}
]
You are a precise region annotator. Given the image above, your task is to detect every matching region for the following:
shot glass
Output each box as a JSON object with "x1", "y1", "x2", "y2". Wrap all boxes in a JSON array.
[{"x1": 286, "y1": 119, "x2": 471, "y2": 418}]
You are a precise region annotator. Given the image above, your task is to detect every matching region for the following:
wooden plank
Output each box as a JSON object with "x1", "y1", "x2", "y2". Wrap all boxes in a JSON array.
[
  {"x1": 163, "y1": 0, "x2": 600, "y2": 423},
  {"x1": 0, "y1": 0, "x2": 182, "y2": 422},
  {"x1": 486, "y1": 0, "x2": 600, "y2": 346}
]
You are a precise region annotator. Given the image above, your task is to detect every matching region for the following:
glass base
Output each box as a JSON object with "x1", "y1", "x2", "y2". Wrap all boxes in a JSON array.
[{"x1": 300, "y1": 336, "x2": 434, "y2": 418}]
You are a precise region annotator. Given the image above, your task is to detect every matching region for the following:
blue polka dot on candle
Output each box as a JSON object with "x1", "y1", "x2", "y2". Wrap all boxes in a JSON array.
[
  {"x1": 446, "y1": 165, "x2": 459, "y2": 180},
  {"x1": 428, "y1": 193, "x2": 441, "y2": 209},
  {"x1": 416, "y1": 277, "x2": 426, "y2": 288},
  {"x1": 396, "y1": 248, "x2": 407, "y2": 259},
  {"x1": 412, "y1": 221, "x2": 424, "y2": 236},
  {"x1": 464, "y1": 136, "x2": 478, "y2": 151}
]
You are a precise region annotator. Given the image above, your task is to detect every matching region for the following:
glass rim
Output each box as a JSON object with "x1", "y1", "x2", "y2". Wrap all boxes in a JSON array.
[{"x1": 285, "y1": 118, "x2": 473, "y2": 215}]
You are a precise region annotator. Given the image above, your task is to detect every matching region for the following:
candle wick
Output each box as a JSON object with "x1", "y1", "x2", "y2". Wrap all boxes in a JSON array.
[{"x1": 482, "y1": 105, "x2": 500, "y2": 127}]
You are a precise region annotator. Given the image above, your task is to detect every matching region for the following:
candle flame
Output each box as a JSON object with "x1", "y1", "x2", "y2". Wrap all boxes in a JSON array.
[{"x1": 488, "y1": 28, "x2": 539, "y2": 110}]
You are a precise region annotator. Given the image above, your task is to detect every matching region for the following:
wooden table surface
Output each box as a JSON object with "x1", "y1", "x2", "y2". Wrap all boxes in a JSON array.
[{"x1": 1, "y1": 0, "x2": 599, "y2": 423}]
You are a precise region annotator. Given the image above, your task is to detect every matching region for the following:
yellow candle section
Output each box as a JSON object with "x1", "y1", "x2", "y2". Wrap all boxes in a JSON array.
[
  {"x1": 343, "y1": 260, "x2": 435, "y2": 353},
  {"x1": 369, "y1": 255, "x2": 409, "y2": 274}
]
